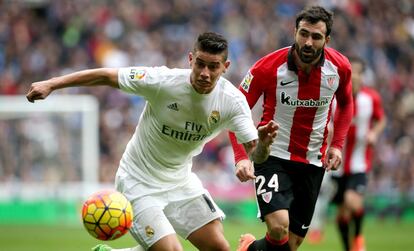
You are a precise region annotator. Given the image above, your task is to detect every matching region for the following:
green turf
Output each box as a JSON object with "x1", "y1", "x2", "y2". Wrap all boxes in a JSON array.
[{"x1": 0, "y1": 219, "x2": 412, "y2": 250}]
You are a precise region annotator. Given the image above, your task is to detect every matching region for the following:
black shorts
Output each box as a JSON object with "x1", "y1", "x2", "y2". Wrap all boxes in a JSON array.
[
  {"x1": 253, "y1": 156, "x2": 325, "y2": 237},
  {"x1": 332, "y1": 173, "x2": 367, "y2": 205}
]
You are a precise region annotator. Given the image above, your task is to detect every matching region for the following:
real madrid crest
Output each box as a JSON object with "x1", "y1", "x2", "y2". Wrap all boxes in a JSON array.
[
  {"x1": 208, "y1": 110, "x2": 220, "y2": 125},
  {"x1": 145, "y1": 225, "x2": 155, "y2": 237}
]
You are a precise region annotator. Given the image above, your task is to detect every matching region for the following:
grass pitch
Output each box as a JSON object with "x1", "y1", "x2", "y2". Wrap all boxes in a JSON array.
[{"x1": 0, "y1": 219, "x2": 412, "y2": 251}]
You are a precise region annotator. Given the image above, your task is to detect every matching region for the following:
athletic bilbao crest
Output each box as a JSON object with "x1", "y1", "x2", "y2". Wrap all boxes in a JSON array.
[
  {"x1": 324, "y1": 75, "x2": 338, "y2": 89},
  {"x1": 262, "y1": 191, "x2": 272, "y2": 203},
  {"x1": 327, "y1": 76, "x2": 335, "y2": 87}
]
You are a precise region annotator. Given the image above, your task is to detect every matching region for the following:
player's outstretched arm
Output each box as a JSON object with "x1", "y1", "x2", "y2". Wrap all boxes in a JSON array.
[{"x1": 26, "y1": 68, "x2": 119, "y2": 103}]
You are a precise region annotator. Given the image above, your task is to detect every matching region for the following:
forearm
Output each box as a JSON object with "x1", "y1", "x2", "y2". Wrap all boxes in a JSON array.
[
  {"x1": 250, "y1": 141, "x2": 270, "y2": 164},
  {"x1": 49, "y1": 68, "x2": 119, "y2": 90}
]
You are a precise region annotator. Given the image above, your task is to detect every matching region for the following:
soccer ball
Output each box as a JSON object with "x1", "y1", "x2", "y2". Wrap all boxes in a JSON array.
[{"x1": 82, "y1": 190, "x2": 133, "y2": 240}]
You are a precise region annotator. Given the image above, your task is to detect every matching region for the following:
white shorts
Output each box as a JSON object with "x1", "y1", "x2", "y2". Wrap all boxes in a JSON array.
[{"x1": 115, "y1": 168, "x2": 225, "y2": 250}]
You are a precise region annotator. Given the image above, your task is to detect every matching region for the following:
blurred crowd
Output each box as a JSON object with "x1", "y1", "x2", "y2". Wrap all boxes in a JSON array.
[{"x1": 0, "y1": 0, "x2": 414, "y2": 208}]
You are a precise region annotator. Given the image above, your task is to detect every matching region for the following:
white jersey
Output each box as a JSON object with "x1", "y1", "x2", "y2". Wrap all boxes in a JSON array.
[{"x1": 117, "y1": 66, "x2": 257, "y2": 199}]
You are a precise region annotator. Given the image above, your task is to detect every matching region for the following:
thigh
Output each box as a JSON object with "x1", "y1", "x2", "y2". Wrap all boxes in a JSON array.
[
  {"x1": 165, "y1": 193, "x2": 225, "y2": 239},
  {"x1": 129, "y1": 206, "x2": 177, "y2": 250},
  {"x1": 331, "y1": 176, "x2": 347, "y2": 205},
  {"x1": 289, "y1": 164, "x2": 325, "y2": 237},
  {"x1": 254, "y1": 157, "x2": 294, "y2": 220},
  {"x1": 187, "y1": 219, "x2": 229, "y2": 251}
]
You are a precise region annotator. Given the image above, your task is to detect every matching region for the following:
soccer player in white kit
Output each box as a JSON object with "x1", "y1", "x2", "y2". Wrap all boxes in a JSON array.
[{"x1": 26, "y1": 32, "x2": 278, "y2": 251}]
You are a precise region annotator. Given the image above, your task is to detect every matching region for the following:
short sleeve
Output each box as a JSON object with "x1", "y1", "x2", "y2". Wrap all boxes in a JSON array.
[
  {"x1": 228, "y1": 93, "x2": 258, "y2": 144},
  {"x1": 118, "y1": 67, "x2": 165, "y2": 99}
]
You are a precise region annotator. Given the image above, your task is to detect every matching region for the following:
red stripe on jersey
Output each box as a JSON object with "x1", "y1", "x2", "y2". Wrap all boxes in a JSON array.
[
  {"x1": 288, "y1": 69, "x2": 322, "y2": 163},
  {"x1": 343, "y1": 99, "x2": 358, "y2": 174},
  {"x1": 344, "y1": 125, "x2": 356, "y2": 174}
]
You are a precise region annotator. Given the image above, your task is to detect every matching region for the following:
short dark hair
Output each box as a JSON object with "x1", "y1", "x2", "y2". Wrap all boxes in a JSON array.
[
  {"x1": 295, "y1": 6, "x2": 334, "y2": 36},
  {"x1": 348, "y1": 56, "x2": 366, "y2": 72},
  {"x1": 194, "y1": 32, "x2": 228, "y2": 61}
]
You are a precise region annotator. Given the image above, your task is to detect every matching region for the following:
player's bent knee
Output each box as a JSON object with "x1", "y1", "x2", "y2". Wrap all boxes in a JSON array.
[{"x1": 268, "y1": 224, "x2": 289, "y2": 240}]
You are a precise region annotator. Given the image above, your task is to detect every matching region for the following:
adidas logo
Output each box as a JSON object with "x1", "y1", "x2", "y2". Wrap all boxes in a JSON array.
[{"x1": 167, "y1": 103, "x2": 179, "y2": 111}]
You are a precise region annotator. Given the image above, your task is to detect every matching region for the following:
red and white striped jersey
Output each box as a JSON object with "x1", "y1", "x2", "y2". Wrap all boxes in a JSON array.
[
  {"x1": 230, "y1": 45, "x2": 353, "y2": 167},
  {"x1": 338, "y1": 86, "x2": 385, "y2": 175}
]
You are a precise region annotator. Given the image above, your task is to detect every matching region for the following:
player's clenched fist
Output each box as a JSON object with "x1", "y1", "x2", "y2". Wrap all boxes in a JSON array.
[{"x1": 26, "y1": 80, "x2": 54, "y2": 103}]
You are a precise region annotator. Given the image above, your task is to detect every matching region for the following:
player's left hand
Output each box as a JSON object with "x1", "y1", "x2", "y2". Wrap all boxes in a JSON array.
[
  {"x1": 324, "y1": 147, "x2": 342, "y2": 171},
  {"x1": 257, "y1": 120, "x2": 279, "y2": 146},
  {"x1": 235, "y1": 159, "x2": 256, "y2": 182}
]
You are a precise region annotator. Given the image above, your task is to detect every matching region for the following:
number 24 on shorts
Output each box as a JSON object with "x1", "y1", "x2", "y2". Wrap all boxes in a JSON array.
[{"x1": 256, "y1": 174, "x2": 279, "y2": 194}]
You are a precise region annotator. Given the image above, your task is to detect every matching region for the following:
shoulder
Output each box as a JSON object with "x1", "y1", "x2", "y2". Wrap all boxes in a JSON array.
[
  {"x1": 148, "y1": 67, "x2": 190, "y2": 86},
  {"x1": 217, "y1": 77, "x2": 248, "y2": 102},
  {"x1": 133, "y1": 66, "x2": 189, "y2": 77},
  {"x1": 324, "y1": 47, "x2": 351, "y2": 70},
  {"x1": 154, "y1": 67, "x2": 190, "y2": 78},
  {"x1": 252, "y1": 47, "x2": 290, "y2": 73}
]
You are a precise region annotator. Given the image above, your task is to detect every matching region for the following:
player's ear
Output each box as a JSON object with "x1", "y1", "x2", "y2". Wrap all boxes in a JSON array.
[
  {"x1": 325, "y1": 35, "x2": 331, "y2": 45},
  {"x1": 223, "y1": 60, "x2": 230, "y2": 73},
  {"x1": 188, "y1": 52, "x2": 193, "y2": 66}
]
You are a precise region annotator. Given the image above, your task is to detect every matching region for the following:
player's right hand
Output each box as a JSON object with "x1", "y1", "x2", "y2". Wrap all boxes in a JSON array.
[
  {"x1": 26, "y1": 81, "x2": 53, "y2": 103},
  {"x1": 258, "y1": 120, "x2": 279, "y2": 146},
  {"x1": 324, "y1": 147, "x2": 342, "y2": 171},
  {"x1": 235, "y1": 159, "x2": 256, "y2": 182}
]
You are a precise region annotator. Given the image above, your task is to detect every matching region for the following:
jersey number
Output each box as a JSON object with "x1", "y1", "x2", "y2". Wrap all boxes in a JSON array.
[{"x1": 256, "y1": 174, "x2": 279, "y2": 195}]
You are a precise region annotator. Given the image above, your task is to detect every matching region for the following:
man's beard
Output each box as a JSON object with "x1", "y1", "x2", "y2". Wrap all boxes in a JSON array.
[{"x1": 297, "y1": 45, "x2": 323, "y2": 64}]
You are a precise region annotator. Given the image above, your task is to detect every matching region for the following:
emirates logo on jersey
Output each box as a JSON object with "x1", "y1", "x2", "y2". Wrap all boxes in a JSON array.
[{"x1": 280, "y1": 92, "x2": 330, "y2": 107}]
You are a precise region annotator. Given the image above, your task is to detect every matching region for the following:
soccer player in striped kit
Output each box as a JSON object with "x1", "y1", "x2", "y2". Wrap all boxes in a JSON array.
[
  {"x1": 229, "y1": 6, "x2": 354, "y2": 251},
  {"x1": 331, "y1": 56, "x2": 386, "y2": 251}
]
